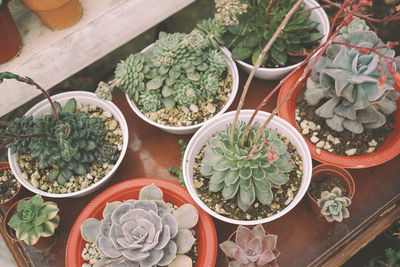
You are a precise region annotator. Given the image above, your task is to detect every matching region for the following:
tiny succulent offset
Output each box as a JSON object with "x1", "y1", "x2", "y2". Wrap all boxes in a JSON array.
[
  {"x1": 220, "y1": 0, "x2": 323, "y2": 67},
  {"x1": 96, "y1": 29, "x2": 228, "y2": 113},
  {"x1": 200, "y1": 121, "x2": 294, "y2": 212},
  {"x1": 0, "y1": 72, "x2": 119, "y2": 185},
  {"x1": 8, "y1": 195, "x2": 60, "y2": 245},
  {"x1": 220, "y1": 224, "x2": 280, "y2": 267},
  {"x1": 80, "y1": 184, "x2": 199, "y2": 267},
  {"x1": 317, "y1": 187, "x2": 351, "y2": 222},
  {"x1": 305, "y1": 17, "x2": 400, "y2": 134}
]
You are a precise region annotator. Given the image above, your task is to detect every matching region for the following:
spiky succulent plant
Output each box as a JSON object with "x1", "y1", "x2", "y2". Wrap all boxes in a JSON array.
[
  {"x1": 8, "y1": 195, "x2": 60, "y2": 245},
  {"x1": 317, "y1": 187, "x2": 351, "y2": 222},
  {"x1": 28, "y1": 99, "x2": 107, "y2": 185},
  {"x1": 222, "y1": 0, "x2": 323, "y2": 67},
  {"x1": 305, "y1": 18, "x2": 400, "y2": 134},
  {"x1": 80, "y1": 184, "x2": 199, "y2": 267},
  {"x1": 220, "y1": 224, "x2": 280, "y2": 267},
  {"x1": 96, "y1": 29, "x2": 228, "y2": 113},
  {"x1": 200, "y1": 121, "x2": 294, "y2": 212}
]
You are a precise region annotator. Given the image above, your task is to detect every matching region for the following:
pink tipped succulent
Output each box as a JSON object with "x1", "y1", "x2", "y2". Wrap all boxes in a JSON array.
[{"x1": 220, "y1": 224, "x2": 280, "y2": 267}]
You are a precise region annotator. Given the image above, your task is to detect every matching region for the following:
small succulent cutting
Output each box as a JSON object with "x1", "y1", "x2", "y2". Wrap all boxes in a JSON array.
[
  {"x1": 80, "y1": 184, "x2": 199, "y2": 267},
  {"x1": 200, "y1": 121, "x2": 294, "y2": 212},
  {"x1": 305, "y1": 17, "x2": 400, "y2": 134},
  {"x1": 317, "y1": 187, "x2": 351, "y2": 222},
  {"x1": 220, "y1": 224, "x2": 280, "y2": 267},
  {"x1": 7, "y1": 195, "x2": 60, "y2": 245},
  {"x1": 0, "y1": 72, "x2": 118, "y2": 185},
  {"x1": 220, "y1": 0, "x2": 323, "y2": 67},
  {"x1": 96, "y1": 29, "x2": 228, "y2": 113}
]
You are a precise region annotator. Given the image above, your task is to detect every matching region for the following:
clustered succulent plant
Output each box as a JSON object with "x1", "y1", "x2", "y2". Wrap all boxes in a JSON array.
[
  {"x1": 305, "y1": 18, "x2": 400, "y2": 134},
  {"x1": 220, "y1": 0, "x2": 323, "y2": 67},
  {"x1": 220, "y1": 224, "x2": 280, "y2": 267},
  {"x1": 8, "y1": 195, "x2": 60, "y2": 245},
  {"x1": 80, "y1": 184, "x2": 199, "y2": 267},
  {"x1": 0, "y1": 72, "x2": 119, "y2": 185},
  {"x1": 317, "y1": 187, "x2": 351, "y2": 222},
  {"x1": 96, "y1": 29, "x2": 228, "y2": 113},
  {"x1": 200, "y1": 121, "x2": 294, "y2": 212}
]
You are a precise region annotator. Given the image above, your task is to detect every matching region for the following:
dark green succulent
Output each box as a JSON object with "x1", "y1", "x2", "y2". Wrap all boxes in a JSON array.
[
  {"x1": 223, "y1": 0, "x2": 323, "y2": 67},
  {"x1": 28, "y1": 99, "x2": 107, "y2": 184},
  {"x1": 0, "y1": 116, "x2": 34, "y2": 155},
  {"x1": 0, "y1": 0, "x2": 10, "y2": 13},
  {"x1": 200, "y1": 121, "x2": 294, "y2": 212}
]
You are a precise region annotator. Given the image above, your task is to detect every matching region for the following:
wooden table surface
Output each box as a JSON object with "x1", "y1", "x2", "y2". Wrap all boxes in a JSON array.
[{"x1": 1, "y1": 70, "x2": 400, "y2": 267}]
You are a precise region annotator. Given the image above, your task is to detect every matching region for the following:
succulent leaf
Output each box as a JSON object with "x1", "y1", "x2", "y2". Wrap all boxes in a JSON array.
[
  {"x1": 8, "y1": 195, "x2": 59, "y2": 245},
  {"x1": 317, "y1": 186, "x2": 351, "y2": 223},
  {"x1": 80, "y1": 185, "x2": 198, "y2": 266},
  {"x1": 221, "y1": 225, "x2": 279, "y2": 267},
  {"x1": 305, "y1": 18, "x2": 400, "y2": 134},
  {"x1": 200, "y1": 121, "x2": 293, "y2": 212}
]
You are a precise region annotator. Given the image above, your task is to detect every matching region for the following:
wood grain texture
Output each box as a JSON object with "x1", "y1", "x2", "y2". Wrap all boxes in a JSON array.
[{"x1": 0, "y1": 0, "x2": 195, "y2": 117}]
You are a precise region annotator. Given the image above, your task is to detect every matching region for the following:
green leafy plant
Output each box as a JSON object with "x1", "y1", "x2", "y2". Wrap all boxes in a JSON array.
[
  {"x1": 220, "y1": 224, "x2": 280, "y2": 267},
  {"x1": 366, "y1": 248, "x2": 400, "y2": 267},
  {"x1": 317, "y1": 186, "x2": 351, "y2": 222},
  {"x1": 0, "y1": 72, "x2": 117, "y2": 185},
  {"x1": 0, "y1": 0, "x2": 10, "y2": 12},
  {"x1": 200, "y1": 121, "x2": 294, "y2": 212},
  {"x1": 221, "y1": 0, "x2": 323, "y2": 67},
  {"x1": 96, "y1": 29, "x2": 228, "y2": 113},
  {"x1": 8, "y1": 195, "x2": 59, "y2": 245},
  {"x1": 304, "y1": 17, "x2": 400, "y2": 134},
  {"x1": 80, "y1": 184, "x2": 199, "y2": 267}
]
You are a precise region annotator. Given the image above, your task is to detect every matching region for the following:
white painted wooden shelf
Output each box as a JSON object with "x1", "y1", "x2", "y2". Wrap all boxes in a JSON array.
[{"x1": 0, "y1": 0, "x2": 195, "y2": 117}]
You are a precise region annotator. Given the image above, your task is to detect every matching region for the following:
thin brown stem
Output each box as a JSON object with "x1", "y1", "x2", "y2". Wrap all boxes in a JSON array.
[
  {"x1": 321, "y1": 0, "x2": 400, "y2": 23},
  {"x1": 19, "y1": 76, "x2": 59, "y2": 121},
  {"x1": 231, "y1": 0, "x2": 305, "y2": 147},
  {"x1": 253, "y1": 8, "x2": 357, "y2": 142}
]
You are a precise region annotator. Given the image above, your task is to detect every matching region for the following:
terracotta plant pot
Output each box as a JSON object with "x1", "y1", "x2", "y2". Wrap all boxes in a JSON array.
[
  {"x1": 306, "y1": 164, "x2": 355, "y2": 216},
  {"x1": 0, "y1": 162, "x2": 22, "y2": 209},
  {"x1": 20, "y1": 0, "x2": 82, "y2": 30},
  {"x1": 0, "y1": 7, "x2": 22, "y2": 63},
  {"x1": 4, "y1": 196, "x2": 58, "y2": 248},
  {"x1": 277, "y1": 67, "x2": 400, "y2": 168},
  {"x1": 66, "y1": 178, "x2": 218, "y2": 267}
]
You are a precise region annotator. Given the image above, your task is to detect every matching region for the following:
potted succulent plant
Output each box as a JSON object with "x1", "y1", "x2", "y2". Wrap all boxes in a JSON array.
[
  {"x1": 96, "y1": 29, "x2": 239, "y2": 135},
  {"x1": 207, "y1": 0, "x2": 329, "y2": 80},
  {"x1": 220, "y1": 224, "x2": 280, "y2": 267},
  {"x1": 278, "y1": 16, "x2": 400, "y2": 168},
  {"x1": 182, "y1": 110, "x2": 312, "y2": 225},
  {"x1": 0, "y1": 0, "x2": 22, "y2": 63},
  {"x1": 19, "y1": 0, "x2": 83, "y2": 30},
  {"x1": 4, "y1": 195, "x2": 60, "y2": 246},
  {"x1": 0, "y1": 72, "x2": 129, "y2": 198},
  {"x1": 307, "y1": 164, "x2": 355, "y2": 222},
  {"x1": 66, "y1": 178, "x2": 218, "y2": 267},
  {"x1": 0, "y1": 162, "x2": 22, "y2": 208}
]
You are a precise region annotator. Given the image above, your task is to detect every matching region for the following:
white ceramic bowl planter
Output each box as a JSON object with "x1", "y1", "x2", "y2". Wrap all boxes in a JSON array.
[
  {"x1": 126, "y1": 46, "x2": 239, "y2": 135},
  {"x1": 235, "y1": 0, "x2": 330, "y2": 80},
  {"x1": 183, "y1": 110, "x2": 312, "y2": 225},
  {"x1": 8, "y1": 91, "x2": 129, "y2": 198}
]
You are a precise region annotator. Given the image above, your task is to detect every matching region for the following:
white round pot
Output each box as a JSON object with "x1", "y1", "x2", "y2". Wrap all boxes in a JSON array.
[
  {"x1": 8, "y1": 91, "x2": 129, "y2": 198},
  {"x1": 235, "y1": 0, "x2": 330, "y2": 80},
  {"x1": 182, "y1": 110, "x2": 312, "y2": 225},
  {"x1": 126, "y1": 46, "x2": 239, "y2": 135}
]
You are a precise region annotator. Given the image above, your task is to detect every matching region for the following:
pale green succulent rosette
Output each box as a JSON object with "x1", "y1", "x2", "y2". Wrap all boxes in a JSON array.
[
  {"x1": 8, "y1": 195, "x2": 60, "y2": 246},
  {"x1": 80, "y1": 184, "x2": 199, "y2": 267},
  {"x1": 305, "y1": 17, "x2": 400, "y2": 134},
  {"x1": 200, "y1": 121, "x2": 294, "y2": 212},
  {"x1": 317, "y1": 187, "x2": 351, "y2": 222}
]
